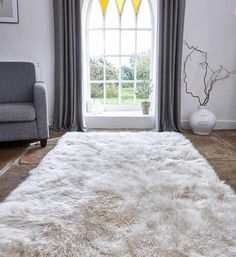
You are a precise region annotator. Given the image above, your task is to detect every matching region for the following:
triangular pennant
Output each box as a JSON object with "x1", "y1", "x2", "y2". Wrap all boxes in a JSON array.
[
  {"x1": 115, "y1": 0, "x2": 125, "y2": 15},
  {"x1": 132, "y1": 0, "x2": 141, "y2": 14},
  {"x1": 99, "y1": 0, "x2": 109, "y2": 15}
]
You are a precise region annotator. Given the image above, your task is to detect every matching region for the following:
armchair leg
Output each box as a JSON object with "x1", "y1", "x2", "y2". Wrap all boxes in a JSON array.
[{"x1": 40, "y1": 139, "x2": 47, "y2": 147}]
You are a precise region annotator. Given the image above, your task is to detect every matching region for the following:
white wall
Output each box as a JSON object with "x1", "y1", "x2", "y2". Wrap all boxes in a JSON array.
[
  {"x1": 0, "y1": 0, "x2": 236, "y2": 129},
  {"x1": 182, "y1": 0, "x2": 236, "y2": 129},
  {"x1": 0, "y1": 0, "x2": 54, "y2": 122}
]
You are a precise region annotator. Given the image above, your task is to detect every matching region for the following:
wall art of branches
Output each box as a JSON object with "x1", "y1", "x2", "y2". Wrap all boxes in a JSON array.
[{"x1": 183, "y1": 41, "x2": 235, "y2": 106}]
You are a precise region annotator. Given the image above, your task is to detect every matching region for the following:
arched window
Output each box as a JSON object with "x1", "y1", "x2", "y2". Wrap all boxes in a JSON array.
[{"x1": 85, "y1": 0, "x2": 155, "y2": 112}]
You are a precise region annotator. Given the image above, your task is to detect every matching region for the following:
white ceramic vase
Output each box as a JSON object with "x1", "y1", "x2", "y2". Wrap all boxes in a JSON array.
[{"x1": 189, "y1": 106, "x2": 216, "y2": 135}]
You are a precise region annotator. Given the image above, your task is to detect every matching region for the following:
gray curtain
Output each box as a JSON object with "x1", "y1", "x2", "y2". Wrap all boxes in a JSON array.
[
  {"x1": 53, "y1": 0, "x2": 85, "y2": 131},
  {"x1": 158, "y1": 0, "x2": 186, "y2": 132}
]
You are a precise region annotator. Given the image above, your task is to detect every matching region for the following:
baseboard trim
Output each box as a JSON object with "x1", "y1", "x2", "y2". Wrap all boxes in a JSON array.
[
  {"x1": 181, "y1": 120, "x2": 236, "y2": 130},
  {"x1": 49, "y1": 118, "x2": 236, "y2": 130}
]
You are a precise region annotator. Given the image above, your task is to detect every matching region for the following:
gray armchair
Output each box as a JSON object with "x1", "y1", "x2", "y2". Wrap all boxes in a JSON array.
[{"x1": 0, "y1": 62, "x2": 49, "y2": 147}]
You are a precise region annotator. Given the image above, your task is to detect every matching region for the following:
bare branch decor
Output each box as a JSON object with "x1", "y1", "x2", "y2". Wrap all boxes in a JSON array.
[{"x1": 183, "y1": 41, "x2": 235, "y2": 106}]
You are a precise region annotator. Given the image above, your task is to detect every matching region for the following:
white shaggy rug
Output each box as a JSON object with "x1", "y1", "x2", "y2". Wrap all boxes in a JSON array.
[{"x1": 0, "y1": 132, "x2": 236, "y2": 257}]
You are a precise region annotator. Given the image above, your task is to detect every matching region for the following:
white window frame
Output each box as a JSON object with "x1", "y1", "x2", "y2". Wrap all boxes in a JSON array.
[{"x1": 84, "y1": 0, "x2": 156, "y2": 112}]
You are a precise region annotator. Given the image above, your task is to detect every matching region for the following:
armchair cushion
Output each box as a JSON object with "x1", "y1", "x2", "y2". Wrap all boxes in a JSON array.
[{"x1": 0, "y1": 103, "x2": 36, "y2": 123}]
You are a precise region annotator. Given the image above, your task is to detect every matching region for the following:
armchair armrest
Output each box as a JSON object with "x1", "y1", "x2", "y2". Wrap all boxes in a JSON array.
[{"x1": 34, "y1": 82, "x2": 49, "y2": 139}]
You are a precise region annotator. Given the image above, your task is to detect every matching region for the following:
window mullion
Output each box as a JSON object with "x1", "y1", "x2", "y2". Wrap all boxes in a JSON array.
[
  {"x1": 118, "y1": 15, "x2": 122, "y2": 105},
  {"x1": 90, "y1": 79, "x2": 145, "y2": 83},
  {"x1": 89, "y1": 54, "x2": 150, "y2": 58},
  {"x1": 87, "y1": 29, "x2": 91, "y2": 105},
  {"x1": 134, "y1": 14, "x2": 138, "y2": 104},
  {"x1": 88, "y1": 28, "x2": 151, "y2": 31},
  {"x1": 103, "y1": 15, "x2": 106, "y2": 107}
]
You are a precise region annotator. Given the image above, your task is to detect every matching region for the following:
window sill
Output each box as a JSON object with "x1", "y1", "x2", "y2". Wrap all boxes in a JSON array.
[
  {"x1": 85, "y1": 111, "x2": 155, "y2": 118},
  {"x1": 85, "y1": 111, "x2": 155, "y2": 129}
]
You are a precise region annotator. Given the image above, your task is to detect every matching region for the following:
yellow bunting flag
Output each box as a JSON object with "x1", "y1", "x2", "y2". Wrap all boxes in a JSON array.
[
  {"x1": 115, "y1": 0, "x2": 125, "y2": 15},
  {"x1": 99, "y1": 0, "x2": 109, "y2": 15},
  {"x1": 132, "y1": 0, "x2": 141, "y2": 14}
]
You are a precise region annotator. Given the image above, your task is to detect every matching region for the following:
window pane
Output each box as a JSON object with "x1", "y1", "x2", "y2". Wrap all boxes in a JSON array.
[
  {"x1": 91, "y1": 83, "x2": 104, "y2": 104},
  {"x1": 137, "y1": 55, "x2": 150, "y2": 80},
  {"x1": 121, "y1": 57, "x2": 134, "y2": 80},
  {"x1": 137, "y1": 31, "x2": 151, "y2": 55},
  {"x1": 89, "y1": 0, "x2": 103, "y2": 28},
  {"x1": 105, "y1": 30, "x2": 119, "y2": 55},
  {"x1": 137, "y1": 0, "x2": 151, "y2": 28},
  {"x1": 89, "y1": 31, "x2": 104, "y2": 55},
  {"x1": 136, "y1": 82, "x2": 146, "y2": 103},
  {"x1": 90, "y1": 58, "x2": 104, "y2": 81},
  {"x1": 121, "y1": 83, "x2": 134, "y2": 104},
  {"x1": 105, "y1": 0, "x2": 119, "y2": 28},
  {"x1": 106, "y1": 57, "x2": 119, "y2": 80},
  {"x1": 106, "y1": 83, "x2": 119, "y2": 105},
  {"x1": 99, "y1": 0, "x2": 109, "y2": 14},
  {"x1": 116, "y1": 0, "x2": 126, "y2": 14},
  {"x1": 132, "y1": 0, "x2": 142, "y2": 14},
  {"x1": 121, "y1": 0, "x2": 135, "y2": 28},
  {"x1": 121, "y1": 31, "x2": 135, "y2": 55}
]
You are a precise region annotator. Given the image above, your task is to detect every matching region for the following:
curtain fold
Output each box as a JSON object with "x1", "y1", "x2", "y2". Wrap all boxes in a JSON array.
[
  {"x1": 53, "y1": 0, "x2": 85, "y2": 131},
  {"x1": 157, "y1": 0, "x2": 186, "y2": 132}
]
